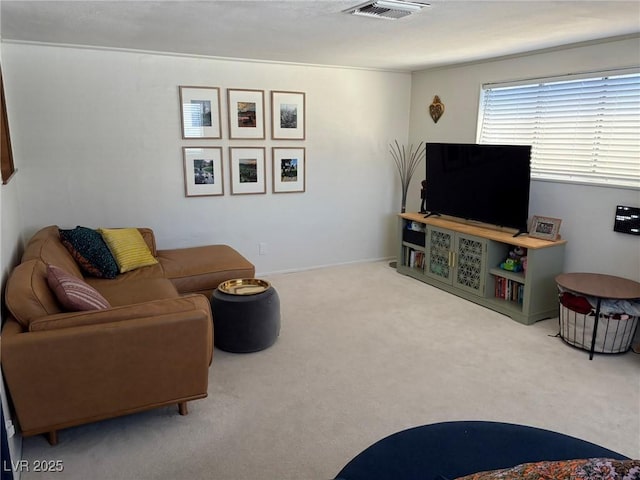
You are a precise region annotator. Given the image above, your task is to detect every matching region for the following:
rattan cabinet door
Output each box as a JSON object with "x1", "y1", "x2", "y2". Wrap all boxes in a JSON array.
[
  {"x1": 453, "y1": 234, "x2": 487, "y2": 296},
  {"x1": 425, "y1": 226, "x2": 453, "y2": 284}
]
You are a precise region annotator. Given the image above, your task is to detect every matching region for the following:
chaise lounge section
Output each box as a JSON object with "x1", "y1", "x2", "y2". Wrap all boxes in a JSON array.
[{"x1": 1, "y1": 225, "x2": 254, "y2": 445}]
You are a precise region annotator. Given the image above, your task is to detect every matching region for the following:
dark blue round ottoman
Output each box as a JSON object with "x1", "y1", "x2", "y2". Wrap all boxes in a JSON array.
[
  {"x1": 211, "y1": 279, "x2": 280, "y2": 353},
  {"x1": 335, "y1": 421, "x2": 629, "y2": 480}
]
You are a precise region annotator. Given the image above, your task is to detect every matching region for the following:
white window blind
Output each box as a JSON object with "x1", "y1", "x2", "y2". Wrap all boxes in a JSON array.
[{"x1": 477, "y1": 71, "x2": 640, "y2": 189}]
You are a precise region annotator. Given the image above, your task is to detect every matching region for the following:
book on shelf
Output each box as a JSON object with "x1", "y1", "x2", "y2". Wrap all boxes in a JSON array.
[
  {"x1": 407, "y1": 249, "x2": 425, "y2": 269},
  {"x1": 494, "y1": 276, "x2": 524, "y2": 304}
]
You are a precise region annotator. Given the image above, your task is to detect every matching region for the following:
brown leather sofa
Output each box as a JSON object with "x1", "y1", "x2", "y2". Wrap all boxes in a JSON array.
[{"x1": 1, "y1": 226, "x2": 254, "y2": 445}]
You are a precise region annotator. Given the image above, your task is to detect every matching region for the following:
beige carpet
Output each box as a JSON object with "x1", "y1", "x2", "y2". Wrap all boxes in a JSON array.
[{"x1": 19, "y1": 261, "x2": 640, "y2": 479}]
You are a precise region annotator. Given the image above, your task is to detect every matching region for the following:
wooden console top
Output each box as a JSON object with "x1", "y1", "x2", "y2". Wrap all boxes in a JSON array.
[{"x1": 400, "y1": 212, "x2": 567, "y2": 250}]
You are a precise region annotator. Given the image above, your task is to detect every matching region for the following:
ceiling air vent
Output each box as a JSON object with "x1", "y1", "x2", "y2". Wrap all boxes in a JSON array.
[{"x1": 345, "y1": 0, "x2": 429, "y2": 20}]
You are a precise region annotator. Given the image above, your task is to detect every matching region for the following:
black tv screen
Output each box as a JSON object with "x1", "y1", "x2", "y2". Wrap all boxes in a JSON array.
[{"x1": 425, "y1": 143, "x2": 531, "y2": 232}]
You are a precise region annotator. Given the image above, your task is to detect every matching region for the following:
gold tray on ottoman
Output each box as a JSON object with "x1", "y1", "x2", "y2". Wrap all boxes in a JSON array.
[{"x1": 217, "y1": 278, "x2": 271, "y2": 295}]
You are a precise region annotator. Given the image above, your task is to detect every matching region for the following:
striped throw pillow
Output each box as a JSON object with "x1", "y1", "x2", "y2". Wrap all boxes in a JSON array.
[
  {"x1": 47, "y1": 264, "x2": 111, "y2": 311},
  {"x1": 98, "y1": 228, "x2": 159, "y2": 273}
]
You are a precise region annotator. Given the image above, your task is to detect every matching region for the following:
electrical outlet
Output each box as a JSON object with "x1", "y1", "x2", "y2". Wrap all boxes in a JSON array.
[{"x1": 259, "y1": 242, "x2": 267, "y2": 255}]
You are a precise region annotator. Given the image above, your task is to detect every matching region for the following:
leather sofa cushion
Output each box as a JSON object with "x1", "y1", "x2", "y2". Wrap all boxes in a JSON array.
[
  {"x1": 21, "y1": 226, "x2": 157, "y2": 277},
  {"x1": 6, "y1": 261, "x2": 175, "y2": 327},
  {"x1": 21, "y1": 226, "x2": 83, "y2": 279},
  {"x1": 5, "y1": 259, "x2": 62, "y2": 327},
  {"x1": 157, "y1": 244, "x2": 255, "y2": 296},
  {"x1": 137, "y1": 228, "x2": 157, "y2": 257},
  {"x1": 86, "y1": 261, "x2": 165, "y2": 287},
  {"x1": 89, "y1": 277, "x2": 179, "y2": 307}
]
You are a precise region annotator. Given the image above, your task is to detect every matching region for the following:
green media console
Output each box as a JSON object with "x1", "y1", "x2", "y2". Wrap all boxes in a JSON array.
[{"x1": 397, "y1": 213, "x2": 567, "y2": 325}]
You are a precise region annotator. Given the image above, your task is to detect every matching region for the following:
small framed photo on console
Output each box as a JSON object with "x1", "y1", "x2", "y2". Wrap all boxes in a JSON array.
[{"x1": 529, "y1": 215, "x2": 562, "y2": 241}]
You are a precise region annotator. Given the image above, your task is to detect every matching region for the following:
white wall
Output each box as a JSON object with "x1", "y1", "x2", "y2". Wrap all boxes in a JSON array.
[
  {"x1": 1, "y1": 43, "x2": 25, "y2": 480},
  {"x1": 1, "y1": 43, "x2": 412, "y2": 274},
  {"x1": 0, "y1": 177, "x2": 22, "y2": 478},
  {"x1": 409, "y1": 37, "x2": 640, "y2": 280},
  {"x1": 2, "y1": 40, "x2": 638, "y2": 277}
]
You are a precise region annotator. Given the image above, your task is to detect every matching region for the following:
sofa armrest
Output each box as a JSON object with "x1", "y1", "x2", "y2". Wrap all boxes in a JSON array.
[{"x1": 2, "y1": 307, "x2": 213, "y2": 436}]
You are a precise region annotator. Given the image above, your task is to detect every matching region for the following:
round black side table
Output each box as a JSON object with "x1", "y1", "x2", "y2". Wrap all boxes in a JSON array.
[{"x1": 211, "y1": 278, "x2": 280, "y2": 353}]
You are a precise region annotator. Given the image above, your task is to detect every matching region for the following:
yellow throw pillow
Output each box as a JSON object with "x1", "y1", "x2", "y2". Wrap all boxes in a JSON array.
[{"x1": 98, "y1": 228, "x2": 158, "y2": 273}]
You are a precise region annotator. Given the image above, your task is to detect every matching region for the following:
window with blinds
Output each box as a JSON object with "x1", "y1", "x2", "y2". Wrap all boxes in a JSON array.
[{"x1": 477, "y1": 71, "x2": 640, "y2": 189}]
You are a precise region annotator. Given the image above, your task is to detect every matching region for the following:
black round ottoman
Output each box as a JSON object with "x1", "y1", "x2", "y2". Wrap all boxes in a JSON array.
[
  {"x1": 211, "y1": 279, "x2": 280, "y2": 353},
  {"x1": 335, "y1": 421, "x2": 629, "y2": 480}
]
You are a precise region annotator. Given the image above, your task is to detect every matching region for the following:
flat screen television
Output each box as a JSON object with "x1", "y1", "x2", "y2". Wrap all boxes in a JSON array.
[{"x1": 425, "y1": 143, "x2": 531, "y2": 233}]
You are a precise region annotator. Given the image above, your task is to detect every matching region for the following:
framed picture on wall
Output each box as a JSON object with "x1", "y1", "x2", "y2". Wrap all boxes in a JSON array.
[
  {"x1": 271, "y1": 91, "x2": 305, "y2": 140},
  {"x1": 227, "y1": 89, "x2": 265, "y2": 139},
  {"x1": 229, "y1": 147, "x2": 266, "y2": 195},
  {"x1": 183, "y1": 147, "x2": 224, "y2": 197},
  {"x1": 1, "y1": 69, "x2": 16, "y2": 184},
  {"x1": 529, "y1": 215, "x2": 562, "y2": 241},
  {"x1": 272, "y1": 147, "x2": 305, "y2": 193},
  {"x1": 179, "y1": 86, "x2": 222, "y2": 139}
]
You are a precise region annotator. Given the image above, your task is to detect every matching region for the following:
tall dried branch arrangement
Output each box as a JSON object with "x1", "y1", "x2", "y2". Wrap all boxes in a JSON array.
[{"x1": 390, "y1": 140, "x2": 426, "y2": 212}]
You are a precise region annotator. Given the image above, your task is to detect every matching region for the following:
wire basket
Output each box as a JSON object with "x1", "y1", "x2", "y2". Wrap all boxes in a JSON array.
[{"x1": 559, "y1": 304, "x2": 638, "y2": 354}]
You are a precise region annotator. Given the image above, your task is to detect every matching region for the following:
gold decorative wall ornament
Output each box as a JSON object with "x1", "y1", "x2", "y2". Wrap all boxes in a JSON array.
[{"x1": 429, "y1": 95, "x2": 445, "y2": 123}]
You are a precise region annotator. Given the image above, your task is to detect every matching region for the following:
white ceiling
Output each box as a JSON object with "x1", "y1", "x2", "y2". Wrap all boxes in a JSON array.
[{"x1": 1, "y1": 0, "x2": 639, "y2": 72}]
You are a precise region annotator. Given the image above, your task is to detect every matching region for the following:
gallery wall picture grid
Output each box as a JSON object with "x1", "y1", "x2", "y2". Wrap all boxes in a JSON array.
[
  {"x1": 273, "y1": 147, "x2": 305, "y2": 193},
  {"x1": 229, "y1": 147, "x2": 266, "y2": 195},
  {"x1": 179, "y1": 86, "x2": 222, "y2": 139},
  {"x1": 227, "y1": 89, "x2": 265, "y2": 139},
  {"x1": 183, "y1": 147, "x2": 224, "y2": 197},
  {"x1": 271, "y1": 91, "x2": 306, "y2": 140}
]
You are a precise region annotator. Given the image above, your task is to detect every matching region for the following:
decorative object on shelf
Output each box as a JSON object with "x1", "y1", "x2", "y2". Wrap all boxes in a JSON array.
[
  {"x1": 272, "y1": 147, "x2": 305, "y2": 193},
  {"x1": 500, "y1": 246, "x2": 527, "y2": 273},
  {"x1": 429, "y1": 95, "x2": 445, "y2": 124},
  {"x1": 227, "y1": 88, "x2": 265, "y2": 139},
  {"x1": 271, "y1": 91, "x2": 306, "y2": 140},
  {"x1": 179, "y1": 86, "x2": 222, "y2": 139},
  {"x1": 420, "y1": 179, "x2": 427, "y2": 213},
  {"x1": 389, "y1": 140, "x2": 425, "y2": 213},
  {"x1": 529, "y1": 215, "x2": 562, "y2": 241},
  {"x1": 229, "y1": 146, "x2": 266, "y2": 195},
  {"x1": 182, "y1": 147, "x2": 224, "y2": 197}
]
